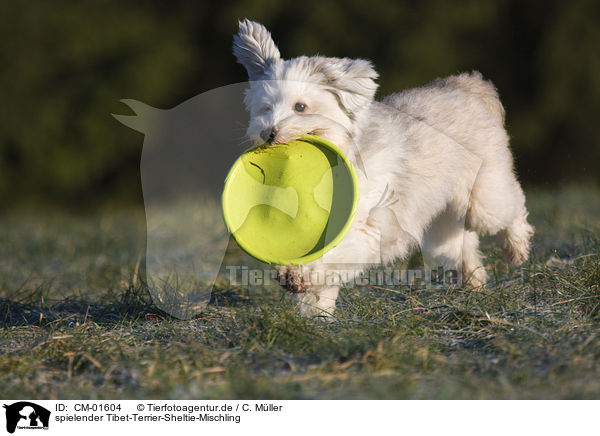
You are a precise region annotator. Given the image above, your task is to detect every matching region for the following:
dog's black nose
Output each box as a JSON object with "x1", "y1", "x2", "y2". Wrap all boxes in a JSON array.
[{"x1": 260, "y1": 127, "x2": 278, "y2": 144}]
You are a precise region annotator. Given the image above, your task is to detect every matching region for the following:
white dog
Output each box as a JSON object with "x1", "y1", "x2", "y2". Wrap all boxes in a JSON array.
[{"x1": 233, "y1": 19, "x2": 534, "y2": 317}]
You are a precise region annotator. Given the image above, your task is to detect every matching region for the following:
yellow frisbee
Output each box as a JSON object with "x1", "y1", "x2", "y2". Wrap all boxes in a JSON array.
[{"x1": 222, "y1": 135, "x2": 359, "y2": 265}]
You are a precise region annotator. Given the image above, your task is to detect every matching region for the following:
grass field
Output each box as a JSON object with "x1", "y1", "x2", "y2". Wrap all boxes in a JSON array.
[{"x1": 1, "y1": 185, "x2": 599, "y2": 399}]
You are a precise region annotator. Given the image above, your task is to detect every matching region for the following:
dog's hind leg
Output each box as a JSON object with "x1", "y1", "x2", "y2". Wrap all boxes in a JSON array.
[
  {"x1": 466, "y1": 162, "x2": 534, "y2": 265},
  {"x1": 422, "y1": 207, "x2": 487, "y2": 288},
  {"x1": 461, "y1": 230, "x2": 487, "y2": 287},
  {"x1": 497, "y1": 209, "x2": 534, "y2": 265}
]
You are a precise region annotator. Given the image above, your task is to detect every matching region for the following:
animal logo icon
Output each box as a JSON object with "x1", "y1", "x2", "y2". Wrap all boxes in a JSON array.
[
  {"x1": 113, "y1": 83, "x2": 253, "y2": 319},
  {"x1": 3, "y1": 402, "x2": 50, "y2": 434}
]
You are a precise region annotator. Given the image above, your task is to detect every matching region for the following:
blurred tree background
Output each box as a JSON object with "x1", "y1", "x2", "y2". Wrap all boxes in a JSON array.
[{"x1": 1, "y1": 0, "x2": 599, "y2": 210}]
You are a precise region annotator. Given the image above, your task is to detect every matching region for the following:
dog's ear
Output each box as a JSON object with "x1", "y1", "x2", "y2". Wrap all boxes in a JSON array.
[
  {"x1": 233, "y1": 19, "x2": 281, "y2": 80},
  {"x1": 316, "y1": 58, "x2": 379, "y2": 115}
]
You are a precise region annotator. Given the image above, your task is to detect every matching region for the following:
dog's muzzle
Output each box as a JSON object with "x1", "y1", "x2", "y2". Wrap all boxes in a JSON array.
[{"x1": 260, "y1": 127, "x2": 278, "y2": 144}]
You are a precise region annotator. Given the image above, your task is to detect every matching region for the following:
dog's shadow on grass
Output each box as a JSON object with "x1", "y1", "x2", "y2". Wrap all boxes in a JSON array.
[
  {"x1": 0, "y1": 237, "x2": 273, "y2": 329},
  {"x1": 0, "y1": 286, "x2": 167, "y2": 328},
  {"x1": 0, "y1": 282, "x2": 265, "y2": 329}
]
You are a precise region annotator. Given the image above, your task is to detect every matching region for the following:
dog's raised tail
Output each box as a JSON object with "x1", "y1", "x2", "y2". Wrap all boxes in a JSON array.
[
  {"x1": 498, "y1": 209, "x2": 534, "y2": 265},
  {"x1": 448, "y1": 71, "x2": 506, "y2": 124}
]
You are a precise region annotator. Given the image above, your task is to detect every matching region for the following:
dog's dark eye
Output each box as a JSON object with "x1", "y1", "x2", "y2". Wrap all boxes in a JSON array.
[{"x1": 294, "y1": 102, "x2": 307, "y2": 113}]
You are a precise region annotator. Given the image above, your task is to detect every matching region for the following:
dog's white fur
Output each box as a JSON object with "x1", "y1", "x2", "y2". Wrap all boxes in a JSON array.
[{"x1": 233, "y1": 19, "x2": 534, "y2": 317}]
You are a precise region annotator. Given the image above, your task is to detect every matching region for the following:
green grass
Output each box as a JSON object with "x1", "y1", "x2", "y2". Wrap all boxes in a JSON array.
[{"x1": 1, "y1": 185, "x2": 599, "y2": 399}]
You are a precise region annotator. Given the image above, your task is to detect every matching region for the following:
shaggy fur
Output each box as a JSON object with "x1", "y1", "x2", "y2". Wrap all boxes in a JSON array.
[{"x1": 233, "y1": 19, "x2": 534, "y2": 317}]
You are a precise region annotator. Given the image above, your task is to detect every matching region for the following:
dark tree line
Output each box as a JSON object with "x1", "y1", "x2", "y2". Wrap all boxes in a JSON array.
[{"x1": 1, "y1": 0, "x2": 598, "y2": 208}]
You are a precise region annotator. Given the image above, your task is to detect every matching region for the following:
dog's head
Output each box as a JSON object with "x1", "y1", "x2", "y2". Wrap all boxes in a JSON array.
[{"x1": 233, "y1": 19, "x2": 378, "y2": 149}]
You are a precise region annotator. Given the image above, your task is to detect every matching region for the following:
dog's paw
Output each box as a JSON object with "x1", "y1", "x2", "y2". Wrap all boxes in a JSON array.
[
  {"x1": 463, "y1": 266, "x2": 487, "y2": 289},
  {"x1": 295, "y1": 290, "x2": 338, "y2": 320}
]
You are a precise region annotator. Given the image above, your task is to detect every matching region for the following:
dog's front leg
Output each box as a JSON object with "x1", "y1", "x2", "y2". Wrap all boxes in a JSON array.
[
  {"x1": 280, "y1": 204, "x2": 420, "y2": 318},
  {"x1": 280, "y1": 211, "x2": 404, "y2": 317},
  {"x1": 365, "y1": 205, "x2": 420, "y2": 265},
  {"x1": 278, "y1": 261, "x2": 340, "y2": 318}
]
